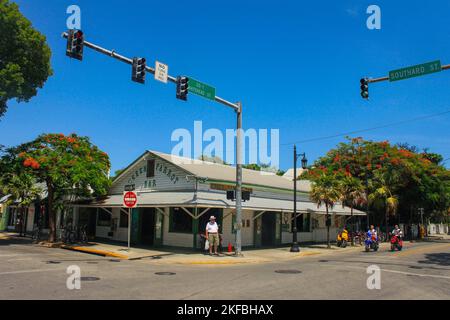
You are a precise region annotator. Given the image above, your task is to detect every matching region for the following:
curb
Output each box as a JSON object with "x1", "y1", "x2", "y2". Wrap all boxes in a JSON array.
[{"x1": 60, "y1": 245, "x2": 129, "y2": 260}]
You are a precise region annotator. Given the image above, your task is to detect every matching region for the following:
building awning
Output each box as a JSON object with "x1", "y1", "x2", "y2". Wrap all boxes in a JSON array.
[{"x1": 72, "y1": 191, "x2": 366, "y2": 216}]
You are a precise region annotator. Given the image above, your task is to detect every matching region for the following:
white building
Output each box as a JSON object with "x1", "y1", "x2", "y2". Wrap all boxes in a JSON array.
[{"x1": 71, "y1": 150, "x2": 366, "y2": 249}]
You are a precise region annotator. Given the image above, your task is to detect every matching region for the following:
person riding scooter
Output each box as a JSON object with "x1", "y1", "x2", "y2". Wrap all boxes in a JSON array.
[
  {"x1": 390, "y1": 224, "x2": 403, "y2": 251},
  {"x1": 365, "y1": 225, "x2": 379, "y2": 252},
  {"x1": 336, "y1": 227, "x2": 349, "y2": 248}
]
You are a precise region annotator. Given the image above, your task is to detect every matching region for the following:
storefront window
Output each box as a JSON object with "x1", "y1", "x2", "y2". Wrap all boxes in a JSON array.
[
  {"x1": 169, "y1": 207, "x2": 192, "y2": 233},
  {"x1": 97, "y1": 209, "x2": 111, "y2": 227}
]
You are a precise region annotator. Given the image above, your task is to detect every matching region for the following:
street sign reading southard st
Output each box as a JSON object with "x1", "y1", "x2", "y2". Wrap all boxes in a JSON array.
[{"x1": 389, "y1": 60, "x2": 442, "y2": 82}]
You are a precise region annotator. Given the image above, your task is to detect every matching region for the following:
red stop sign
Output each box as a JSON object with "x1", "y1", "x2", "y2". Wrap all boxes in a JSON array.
[{"x1": 123, "y1": 191, "x2": 138, "y2": 208}]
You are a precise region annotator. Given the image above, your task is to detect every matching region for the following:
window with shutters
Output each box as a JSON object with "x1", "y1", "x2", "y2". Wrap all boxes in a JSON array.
[{"x1": 146, "y1": 159, "x2": 155, "y2": 177}]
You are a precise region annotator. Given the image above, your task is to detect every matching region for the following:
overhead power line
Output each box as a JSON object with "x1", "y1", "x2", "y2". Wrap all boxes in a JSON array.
[{"x1": 281, "y1": 109, "x2": 450, "y2": 146}]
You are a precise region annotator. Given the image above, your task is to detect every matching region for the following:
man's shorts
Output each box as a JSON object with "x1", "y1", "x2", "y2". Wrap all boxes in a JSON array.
[{"x1": 208, "y1": 233, "x2": 220, "y2": 246}]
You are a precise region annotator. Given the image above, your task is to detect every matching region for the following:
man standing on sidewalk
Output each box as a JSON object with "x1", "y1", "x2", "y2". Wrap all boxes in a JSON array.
[{"x1": 206, "y1": 216, "x2": 219, "y2": 256}]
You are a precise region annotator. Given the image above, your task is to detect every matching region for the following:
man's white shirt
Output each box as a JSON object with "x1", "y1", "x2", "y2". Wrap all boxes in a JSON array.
[{"x1": 206, "y1": 222, "x2": 219, "y2": 233}]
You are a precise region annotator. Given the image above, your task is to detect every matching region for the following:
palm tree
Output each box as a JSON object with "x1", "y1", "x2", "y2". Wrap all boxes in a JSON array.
[
  {"x1": 339, "y1": 176, "x2": 367, "y2": 245},
  {"x1": 310, "y1": 173, "x2": 341, "y2": 248},
  {"x1": 0, "y1": 172, "x2": 42, "y2": 236},
  {"x1": 368, "y1": 173, "x2": 399, "y2": 242}
]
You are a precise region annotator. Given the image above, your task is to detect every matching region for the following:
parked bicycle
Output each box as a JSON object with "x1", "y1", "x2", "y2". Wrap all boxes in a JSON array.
[
  {"x1": 31, "y1": 223, "x2": 42, "y2": 243},
  {"x1": 60, "y1": 224, "x2": 88, "y2": 244}
]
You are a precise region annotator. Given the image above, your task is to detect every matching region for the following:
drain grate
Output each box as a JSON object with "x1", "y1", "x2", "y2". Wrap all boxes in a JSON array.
[
  {"x1": 46, "y1": 260, "x2": 61, "y2": 264},
  {"x1": 275, "y1": 269, "x2": 302, "y2": 274},
  {"x1": 155, "y1": 272, "x2": 176, "y2": 276},
  {"x1": 80, "y1": 276, "x2": 100, "y2": 281},
  {"x1": 86, "y1": 261, "x2": 98, "y2": 264}
]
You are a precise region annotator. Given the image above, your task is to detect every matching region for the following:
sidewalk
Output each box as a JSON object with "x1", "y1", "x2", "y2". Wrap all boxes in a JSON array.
[{"x1": 59, "y1": 240, "x2": 366, "y2": 265}]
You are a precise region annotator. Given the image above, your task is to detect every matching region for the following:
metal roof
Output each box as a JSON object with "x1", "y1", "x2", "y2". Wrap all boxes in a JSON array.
[
  {"x1": 150, "y1": 151, "x2": 312, "y2": 192},
  {"x1": 74, "y1": 190, "x2": 365, "y2": 216}
]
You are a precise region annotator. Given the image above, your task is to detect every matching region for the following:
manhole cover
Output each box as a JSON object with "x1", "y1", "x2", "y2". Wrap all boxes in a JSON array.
[
  {"x1": 86, "y1": 261, "x2": 98, "y2": 264},
  {"x1": 275, "y1": 270, "x2": 302, "y2": 274},
  {"x1": 409, "y1": 266, "x2": 423, "y2": 269},
  {"x1": 109, "y1": 259, "x2": 120, "y2": 262},
  {"x1": 319, "y1": 260, "x2": 329, "y2": 263},
  {"x1": 80, "y1": 276, "x2": 100, "y2": 281},
  {"x1": 155, "y1": 272, "x2": 176, "y2": 276},
  {"x1": 46, "y1": 261, "x2": 61, "y2": 264}
]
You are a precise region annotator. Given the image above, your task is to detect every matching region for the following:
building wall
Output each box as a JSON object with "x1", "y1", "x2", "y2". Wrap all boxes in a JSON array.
[
  {"x1": 220, "y1": 209, "x2": 254, "y2": 248},
  {"x1": 110, "y1": 155, "x2": 195, "y2": 195},
  {"x1": 95, "y1": 207, "x2": 129, "y2": 242},
  {"x1": 162, "y1": 208, "x2": 193, "y2": 248}
]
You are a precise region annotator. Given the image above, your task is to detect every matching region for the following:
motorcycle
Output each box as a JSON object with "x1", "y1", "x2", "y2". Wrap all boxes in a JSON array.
[
  {"x1": 364, "y1": 233, "x2": 379, "y2": 252},
  {"x1": 390, "y1": 234, "x2": 403, "y2": 251},
  {"x1": 336, "y1": 229, "x2": 349, "y2": 248}
]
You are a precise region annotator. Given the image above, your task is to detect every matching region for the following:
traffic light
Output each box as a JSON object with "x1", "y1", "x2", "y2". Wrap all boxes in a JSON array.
[
  {"x1": 66, "y1": 29, "x2": 84, "y2": 60},
  {"x1": 176, "y1": 76, "x2": 189, "y2": 101},
  {"x1": 360, "y1": 78, "x2": 369, "y2": 99},
  {"x1": 132, "y1": 57, "x2": 146, "y2": 84}
]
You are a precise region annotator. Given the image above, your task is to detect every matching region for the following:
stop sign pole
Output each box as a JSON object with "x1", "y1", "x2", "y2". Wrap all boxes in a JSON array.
[{"x1": 123, "y1": 191, "x2": 138, "y2": 251}]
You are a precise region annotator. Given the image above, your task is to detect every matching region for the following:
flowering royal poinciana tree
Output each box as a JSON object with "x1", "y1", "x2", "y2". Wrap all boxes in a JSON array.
[
  {"x1": 1, "y1": 133, "x2": 111, "y2": 242},
  {"x1": 302, "y1": 137, "x2": 450, "y2": 227}
]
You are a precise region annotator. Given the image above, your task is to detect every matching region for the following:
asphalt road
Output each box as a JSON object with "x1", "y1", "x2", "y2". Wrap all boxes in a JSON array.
[{"x1": 1, "y1": 237, "x2": 449, "y2": 300}]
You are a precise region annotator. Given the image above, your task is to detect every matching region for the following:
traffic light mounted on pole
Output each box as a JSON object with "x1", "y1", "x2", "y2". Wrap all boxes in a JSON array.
[
  {"x1": 61, "y1": 30, "x2": 244, "y2": 256},
  {"x1": 66, "y1": 29, "x2": 84, "y2": 60},
  {"x1": 132, "y1": 57, "x2": 146, "y2": 84},
  {"x1": 360, "y1": 78, "x2": 369, "y2": 99},
  {"x1": 176, "y1": 76, "x2": 189, "y2": 101}
]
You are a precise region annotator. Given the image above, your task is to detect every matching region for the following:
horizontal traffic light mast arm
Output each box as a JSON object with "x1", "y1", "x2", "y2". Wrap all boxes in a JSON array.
[
  {"x1": 366, "y1": 63, "x2": 450, "y2": 84},
  {"x1": 61, "y1": 32, "x2": 240, "y2": 112}
]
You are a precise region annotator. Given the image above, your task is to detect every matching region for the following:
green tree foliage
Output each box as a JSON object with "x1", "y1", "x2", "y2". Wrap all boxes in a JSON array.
[
  {"x1": 303, "y1": 137, "x2": 450, "y2": 226},
  {"x1": 0, "y1": 133, "x2": 111, "y2": 242},
  {"x1": 0, "y1": 0, "x2": 52, "y2": 117},
  {"x1": 309, "y1": 173, "x2": 341, "y2": 248}
]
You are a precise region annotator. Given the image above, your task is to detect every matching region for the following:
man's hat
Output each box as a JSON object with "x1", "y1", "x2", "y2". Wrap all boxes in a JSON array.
[{"x1": 209, "y1": 216, "x2": 216, "y2": 220}]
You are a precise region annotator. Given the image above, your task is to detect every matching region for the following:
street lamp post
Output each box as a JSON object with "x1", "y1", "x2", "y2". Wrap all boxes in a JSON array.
[{"x1": 291, "y1": 145, "x2": 307, "y2": 253}]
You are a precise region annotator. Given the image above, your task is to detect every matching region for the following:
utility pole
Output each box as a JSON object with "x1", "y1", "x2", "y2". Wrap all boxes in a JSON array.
[{"x1": 62, "y1": 31, "x2": 244, "y2": 255}]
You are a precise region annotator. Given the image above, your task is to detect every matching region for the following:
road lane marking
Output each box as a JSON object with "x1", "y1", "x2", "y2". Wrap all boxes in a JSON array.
[
  {"x1": 0, "y1": 268, "x2": 64, "y2": 276},
  {"x1": 321, "y1": 264, "x2": 450, "y2": 280}
]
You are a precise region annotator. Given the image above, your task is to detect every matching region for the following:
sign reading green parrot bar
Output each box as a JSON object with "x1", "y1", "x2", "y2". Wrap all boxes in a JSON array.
[
  {"x1": 188, "y1": 78, "x2": 216, "y2": 100},
  {"x1": 389, "y1": 60, "x2": 442, "y2": 82}
]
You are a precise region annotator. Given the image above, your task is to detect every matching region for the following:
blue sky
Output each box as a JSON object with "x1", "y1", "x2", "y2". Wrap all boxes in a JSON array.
[{"x1": 1, "y1": 0, "x2": 450, "y2": 172}]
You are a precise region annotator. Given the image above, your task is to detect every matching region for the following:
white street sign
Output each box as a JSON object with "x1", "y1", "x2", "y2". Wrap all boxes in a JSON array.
[{"x1": 155, "y1": 61, "x2": 168, "y2": 83}]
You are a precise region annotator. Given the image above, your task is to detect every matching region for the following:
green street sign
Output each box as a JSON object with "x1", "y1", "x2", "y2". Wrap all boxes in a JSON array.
[
  {"x1": 389, "y1": 60, "x2": 442, "y2": 82},
  {"x1": 188, "y1": 78, "x2": 216, "y2": 100}
]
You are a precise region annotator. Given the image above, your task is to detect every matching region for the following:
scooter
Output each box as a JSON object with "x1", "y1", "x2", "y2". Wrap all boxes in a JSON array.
[
  {"x1": 364, "y1": 233, "x2": 379, "y2": 252},
  {"x1": 336, "y1": 229, "x2": 349, "y2": 248},
  {"x1": 390, "y1": 234, "x2": 403, "y2": 251}
]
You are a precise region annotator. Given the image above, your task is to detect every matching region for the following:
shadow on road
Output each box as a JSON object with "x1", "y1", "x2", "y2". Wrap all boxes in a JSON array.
[
  {"x1": 418, "y1": 253, "x2": 450, "y2": 267},
  {"x1": 0, "y1": 237, "x2": 34, "y2": 246}
]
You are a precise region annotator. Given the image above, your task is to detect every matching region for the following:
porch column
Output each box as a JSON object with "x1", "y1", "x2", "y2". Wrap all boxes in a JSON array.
[{"x1": 192, "y1": 207, "x2": 199, "y2": 249}]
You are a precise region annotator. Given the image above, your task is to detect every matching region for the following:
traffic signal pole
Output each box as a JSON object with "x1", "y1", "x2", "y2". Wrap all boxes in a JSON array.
[
  {"x1": 62, "y1": 32, "x2": 244, "y2": 256},
  {"x1": 365, "y1": 63, "x2": 450, "y2": 84}
]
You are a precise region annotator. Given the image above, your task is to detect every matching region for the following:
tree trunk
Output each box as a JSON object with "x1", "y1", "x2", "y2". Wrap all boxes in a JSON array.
[
  {"x1": 326, "y1": 205, "x2": 330, "y2": 248},
  {"x1": 47, "y1": 183, "x2": 56, "y2": 242},
  {"x1": 350, "y1": 206, "x2": 354, "y2": 246},
  {"x1": 385, "y1": 208, "x2": 389, "y2": 243}
]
